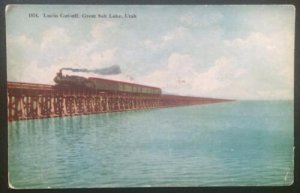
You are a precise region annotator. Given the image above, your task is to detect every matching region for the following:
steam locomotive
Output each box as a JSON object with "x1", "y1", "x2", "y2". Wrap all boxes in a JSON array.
[{"x1": 54, "y1": 69, "x2": 162, "y2": 95}]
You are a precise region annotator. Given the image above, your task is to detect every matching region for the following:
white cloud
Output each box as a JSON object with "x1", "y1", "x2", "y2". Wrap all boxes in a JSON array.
[
  {"x1": 8, "y1": 26, "x2": 293, "y2": 100},
  {"x1": 144, "y1": 26, "x2": 188, "y2": 50},
  {"x1": 91, "y1": 21, "x2": 117, "y2": 40},
  {"x1": 189, "y1": 57, "x2": 246, "y2": 96},
  {"x1": 7, "y1": 25, "x2": 121, "y2": 84},
  {"x1": 90, "y1": 49, "x2": 118, "y2": 67},
  {"x1": 224, "y1": 32, "x2": 287, "y2": 52},
  {"x1": 7, "y1": 34, "x2": 35, "y2": 48},
  {"x1": 40, "y1": 27, "x2": 70, "y2": 50},
  {"x1": 6, "y1": 6, "x2": 294, "y2": 100},
  {"x1": 7, "y1": 34, "x2": 38, "y2": 82},
  {"x1": 144, "y1": 40, "x2": 161, "y2": 50},
  {"x1": 162, "y1": 27, "x2": 187, "y2": 42},
  {"x1": 140, "y1": 54, "x2": 245, "y2": 97},
  {"x1": 223, "y1": 31, "x2": 294, "y2": 99},
  {"x1": 140, "y1": 48, "x2": 292, "y2": 100},
  {"x1": 58, "y1": 40, "x2": 118, "y2": 69},
  {"x1": 179, "y1": 12, "x2": 223, "y2": 27},
  {"x1": 140, "y1": 53, "x2": 195, "y2": 91}
]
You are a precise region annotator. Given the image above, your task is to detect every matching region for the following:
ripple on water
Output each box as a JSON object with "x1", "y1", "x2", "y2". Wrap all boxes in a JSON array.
[{"x1": 8, "y1": 101, "x2": 294, "y2": 188}]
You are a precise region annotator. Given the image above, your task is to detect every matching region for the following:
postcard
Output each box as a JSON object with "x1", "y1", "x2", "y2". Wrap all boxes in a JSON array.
[{"x1": 6, "y1": 4, "x2": 294, "y2": 188}]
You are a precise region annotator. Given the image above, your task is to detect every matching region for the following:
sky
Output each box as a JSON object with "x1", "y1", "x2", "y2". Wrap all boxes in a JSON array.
[{"x1": 6, "y1": 5, "x2": 295, "y2": 100}]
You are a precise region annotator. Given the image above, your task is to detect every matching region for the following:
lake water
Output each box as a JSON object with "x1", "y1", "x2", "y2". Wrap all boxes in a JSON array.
[{"x1": 8, "y1": 100, "x2": 294, "y2": 188}]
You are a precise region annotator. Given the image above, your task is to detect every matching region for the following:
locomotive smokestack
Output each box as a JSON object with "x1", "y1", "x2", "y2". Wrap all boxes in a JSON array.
[{"x1": 61, "y1": 65, "x2": 121, "y2": 75}]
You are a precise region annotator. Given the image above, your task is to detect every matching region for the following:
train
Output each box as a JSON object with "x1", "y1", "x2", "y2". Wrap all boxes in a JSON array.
[{"x1": 54, "y1": 69, "x2": 162, "y2": 95}]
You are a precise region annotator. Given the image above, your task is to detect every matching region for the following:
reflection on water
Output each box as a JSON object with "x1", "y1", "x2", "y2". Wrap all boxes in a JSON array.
[{"x1": 8, "y1": 101, "x2": 294, "y2": 188}]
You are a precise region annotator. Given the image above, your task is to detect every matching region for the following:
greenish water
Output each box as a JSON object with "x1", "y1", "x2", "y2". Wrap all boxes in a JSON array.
[{"x1": 8, "y1": 101, "x2": 294, "y2": 188}]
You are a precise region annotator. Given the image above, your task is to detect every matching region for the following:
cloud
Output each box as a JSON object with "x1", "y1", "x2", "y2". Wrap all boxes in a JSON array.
[
  {"x1": 144, "y1": 40, "x2": 160, "y2": 50},
  {"x1": 6, "y1": 25, "x2": 120, "y2": 84},
  {"x1": 91, "y1": 21, "x2": 118, "y2": 41},
  {"x1": 90, "y1": 49, "x2": 118, "y2": 66},
  {"x1": 9, "y1": 29, "x2": 291, "y2": 99},
  {"x1": 223, "y1": 31, "x2": 294, "y2": 99},
  {"x1": 224, "y1": 32, "x2": 284, "y2": 51},
  {"x1": 179, "y1": 11, "x2": 223, "y2": 28},
  {"x1": 162, "y1": 27, "x2": 187, "y2": 42},
  {"x1": 56, "y1": 45, "x2": 119, "y2": 71},
  {"x1": 140, "y1": 48, "x2": 292, "y2": 100},
  {"x1": 7, "y1": 35, "x2": 35, "y2": 48},
  {"x1": 144, "y1": 26, "x2": 188, "y2": 50},
  {"x1": 7, "y1": 35, "x2": 38, "y2": 82},
  {"x1": 140, "y1": 54, "x2": 244, "y2": 97},
  {"x1": 40, "y1": 27, "x2": 70, "y2": 50},
  {"x1": 6, "y1": 5, "x2": 294, "y2": 100},
  {"x1": 140, "y1": 53, "x2": 194, "y2": 84},
  {"x1": 189, "y1": 57, "x2": 246, "y2": 97}
]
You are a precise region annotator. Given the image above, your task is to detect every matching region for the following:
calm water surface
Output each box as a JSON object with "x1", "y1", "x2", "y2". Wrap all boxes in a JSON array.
[{"x1": 8, "y1": 101, "x2": 294, "y2": 188}]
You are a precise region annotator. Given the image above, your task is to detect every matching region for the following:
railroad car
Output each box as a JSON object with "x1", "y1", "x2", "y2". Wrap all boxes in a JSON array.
[
  {"x1": 88, "y1": 77, "x2": 161, "y2": 94},
  {"x1": 54, "y1": 70, "x2": 161, "y2": 95}
]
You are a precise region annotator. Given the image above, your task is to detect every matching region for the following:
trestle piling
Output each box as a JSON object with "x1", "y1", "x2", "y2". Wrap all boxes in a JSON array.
[{"x1": 7, "y1": 81, "x2": 230, "y2": 121}]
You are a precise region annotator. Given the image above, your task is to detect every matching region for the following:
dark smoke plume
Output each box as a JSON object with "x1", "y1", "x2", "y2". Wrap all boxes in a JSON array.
[{"x1": 61, "y1": 65, "x2": 121, "y2": 75}]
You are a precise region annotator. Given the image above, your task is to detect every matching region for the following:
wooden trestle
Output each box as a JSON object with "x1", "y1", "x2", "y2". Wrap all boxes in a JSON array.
[{"x1": 7, "y1": 81, "x2": 229, "y2": 121}]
